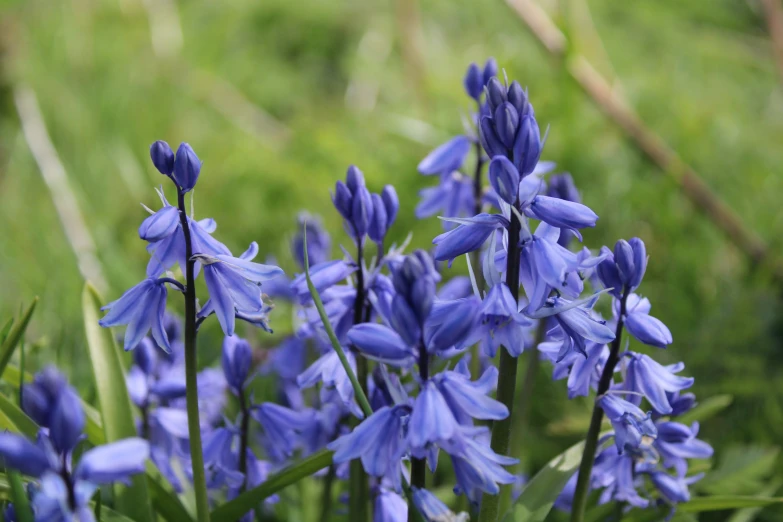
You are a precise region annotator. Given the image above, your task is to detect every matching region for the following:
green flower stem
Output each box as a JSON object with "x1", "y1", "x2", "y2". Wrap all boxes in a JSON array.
[
  {"x1": 237, "y1": 386, "x2": 251, "y2": 491},
  {"x1": 470, "y1": 106, "x2": 487, "y2": 379},
  {"x1": 176, "y1": 190, "x2": 210, "y2": 522},
  {"x1": 570, "y1": 289, "x2": 629, "y2": 522},
  {"x1": 477, "y1": 200, "x2": 523, "y2": 522}
]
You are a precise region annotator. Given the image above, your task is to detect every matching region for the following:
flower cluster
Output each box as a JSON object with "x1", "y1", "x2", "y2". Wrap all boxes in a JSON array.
[{"x1": 0, "y1": 368, "x2": 149, "y2": 521}]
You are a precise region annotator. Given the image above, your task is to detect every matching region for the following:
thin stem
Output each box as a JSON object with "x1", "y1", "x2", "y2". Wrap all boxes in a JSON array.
[
  {"x1": 176, "y1": 190, "x2": 211, "y2": 522},
  {"x1": 409, "y1": 340, "x2": 428, "y2": 521},
  {"x1": 470, "y1": 113, "x2": 487, "y2": 378},
  {"x1": 238, "y1": 387, "x2": 250, "y2": 491},
  {"x1": 318, "y1": 465, "x2": 337, "y2": 522},
  {"x1": 140, "y1": 404, "x2": 150, "y2": 441},
  {"x1": 477, "y1": 200, "x2": 522, "y2": 522},
  {"x1": 570, "y1": 289, "x2": 628, "y2": 522},
  {"x1": 350, "y1": 232, "x2": 370, "y2": 522},
  {"x1": 159, "y1": 277, "x2": 187, "y2": 293}
]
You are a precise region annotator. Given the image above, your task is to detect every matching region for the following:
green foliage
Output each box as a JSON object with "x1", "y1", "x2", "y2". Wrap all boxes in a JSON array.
[
  {"x1": 0, "y1": 392, "x2": 37, "y2": 437},
  {"x1": 82, "y1": 283, "x2": 153, "y2": 522},
  {"x1": 0, "y1": 298, "x2": 37, "y2": 378},
  {"x1": 7, "y1": 470, "x2": 33, "y2": 522},
  {"x1": 503, "y1": 438, "x2": 588, "y2": 522},
  {"x1": 211, "y1": 449, "x2": 334, "y2": 522},
  {"x1": 697, "y1": 446, "x2": 780, "y2": 496}
]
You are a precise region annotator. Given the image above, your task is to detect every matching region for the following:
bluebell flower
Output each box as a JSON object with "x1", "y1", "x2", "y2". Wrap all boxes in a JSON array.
[
  {"x1": 368, "y1": 193, "x2": 388, "y2": 244},
  {"x1": 253, "y1": 403, "x2": 315, "y2": 463},
  {"x1": 193, "y1": 245, "x2": 283, "y2": 337},
  {"x1": 222, "y1": 334, "x2": 253, "y2": 396},
  {"x1": 459, "y1": 283, "x2": 532, "y2": 358},
  {"x1": 432, "y1": 213, "x2": 509, "y2": 265},
  {"x1": 432, "y1": 366, "x2": 508, "y2": 424},
  {"x1": 1, "y1": 370, "x2": 149, "y2": 522},
  {"x1": 139, "y1": 203, "x2": 180, "y2": 242},
  {"x1": 417, "y1": 136, "x2": 472, "y2": 176},
  {"x1": 347, "y1": 323, "x2": 416, "y2": 367},
  {"x1": 593, "y1": 450, "x2": 650, "y2": 509},
  {"x1": 598, "y1": 394, "x2": 657, "y2": 455},
  {"x1": 539, "y1": 341, "x2": 608, "y2": 399},
  {"x1": 654, "y1": 421, "x2": 713, "y2": 476},
  {"x1": 412, "y1": 487, "x2": 469, "y2": 521},
  {"x1": 423, "y1": 296, "x2": 480, "y2": 355},
  {"x1": 597, "y1": 238, "x2": 647, "y2": 296},
  {"x1": 328, "y1": 404, "x2": 411, "y2": 491},
  {"x1": 172, "y1": 142, "x2": 201, "y2": 193},
  {"x1": 416, "y1": 172, "x2": 475, "y2": 225},
  {"x1": 292, "y1": 213, "x2": 331, "y2": 269},
  {"x1": 623, "y1": 352, "x2": 693, "y2": 414},
  {"x1": 488, "y1": 156, "x2": 520, "y2": 205},
  {"x1": 99, "y1": 277, "x2": 171, "y2": 352},
  {"x1": 615, "y1": 293, "x2": 673, "y2": 348},
  {"x1": 407, "y1": 381, "x2": 459, "y2": 452},
  {"x1": 543, "y1": 296, "x2": 615, "y2": 361},
  {"x1": 382, "y1": 185, "x2": 399, "y2": 229},
  {"x1": 525, "y1": 195, "x2": 598, "y2": 230},
  {"x1": 290, "y1": 260, "x2": 356, "y2": 303},
  {"x1": 444, "y1": 427, "x2": 518, "y2": 505},
  {"x1": 298, "y1": 349, "x2": 363, "y2": 418},
  {"x1": 647, "y1": 471, "x2": 692, "y2": 504},
  {"x1": 464, "y1": 58, "x2": 497, "y2": 100},
  {"x1": 655, "y1": 391, "x2": 697, "y2": 419},
  {"x1": 333, "y1": 165, "x2": 375, "y2": 240},
  {"x1": 375, "y1": 488, "x2": 408, "y2": 522},
  {"x1": 150, "y1": 140, "x2": 175, "y2": 176}
]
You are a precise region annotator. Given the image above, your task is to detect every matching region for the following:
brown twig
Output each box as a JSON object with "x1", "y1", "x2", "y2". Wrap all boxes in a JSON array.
[{"x1": 505, "y1": 0, "x2": 783, "y2": 280}]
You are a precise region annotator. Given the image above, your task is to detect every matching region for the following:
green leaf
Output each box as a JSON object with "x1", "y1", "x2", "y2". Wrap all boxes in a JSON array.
[
  {"x1": 502, "y1": 438, "x2": 588, "y2": 522},
  {"x1": 0, "y1": 393, "x2": 38, "y2": 437},
  {"x1": 697, "y1": 446, "x2": 779, "y2": 495},
  {"x1": 726, "y1": 481, "x2": 782, "y2": 522},
  {"x1": 82, "y1": 282, "x2": 153, "y2": 522},
  {"x1": 7, "y1": 471, "x2": 33, "y2": 522},
  {"x1": 149, "y1": 474, "x2": 195, "y2": 522},
  {"x1": 679, "y1": 495, "x2": 783, "y2": 512},
  {"x1": 211, "y1": 449, "x2": 333, "y2": 522},
  {"x1": 0, "y1": 318, "x2": 13, "y2": 345},
  {"x1": 0, "y1": 298, "x2": 38, "y2": 378},
  {"x1": 677, "y1": 394, "x2": 733, "y2": 424}
]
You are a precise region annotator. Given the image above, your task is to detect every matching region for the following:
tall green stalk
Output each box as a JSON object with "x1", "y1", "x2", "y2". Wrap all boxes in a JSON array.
[
  {"x1": 570, "y1": 289, "x2": 628, "y2": 522},
  {"x1": 477, "y1": 201, "x2": 522, "y2": 522},
  {"x1": 176, "y1": 191, "x2": 211, "y2": 522}
]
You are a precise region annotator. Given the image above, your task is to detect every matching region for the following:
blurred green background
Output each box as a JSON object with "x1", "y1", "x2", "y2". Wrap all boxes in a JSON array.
[{"x1": 1, "y1": 0, "x2": 783, "y2": 519}]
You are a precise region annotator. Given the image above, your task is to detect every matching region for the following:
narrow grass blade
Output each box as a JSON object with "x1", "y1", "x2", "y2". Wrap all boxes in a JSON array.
[
  {"x1": 210, "y1": 449, "x2": 334, "y2": 522},
  {"x1": 0, "y1": 393, "x2": 37, "y2": 437},
  {"x1": 0, "y1": 298, "x2": 38, "y2": 378},
  {"x1": 303, "y1": 226, "x2": 372, "y2": 417},
  {"x1": 7, "y1": 471, "x2": 33, "y2": 522},
  {"x1": 82, "y1": 282, "x2": 153, "y2": 522}
]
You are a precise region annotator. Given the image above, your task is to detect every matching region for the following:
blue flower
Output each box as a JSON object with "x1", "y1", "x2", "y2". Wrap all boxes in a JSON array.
[
  {"x1": 222, "y1": 335, "x2": 253, "y2": 395},
  {"x1": 290, "y1": 260, "x2": 357, "y2": 303},
  {"x1": 99, "y1": 278, "x2": 171, "y2": 352},
  {"x1": 150, "y1": 140, "x2": 174, "y2": 176},
  {"x1": 597, "y1": 238, "x2": 647, "y2": 296},
  {"x1": 298, "y1": 349, "x2": 363, "y2": 418},
  {"x1": 598, "y1": 394, "x2": 657, "y2": 455},
  {"x1": 292, "y1": 213, "x2": 331, "y2": 269},
  {"x1": 623, "y1": 352, "x2": 693, "y2": 414},
  {"x1": 464, "y1": 58, "x2": 497, "y2": 100},
  {"x1": 417, "y1": 136, "x2": 471, "y2": 175},
  {"x1": 194, "y1": 245, "x2": 283, "y2": 337},
  {"x1": 0, "y1": 370, "x2": 149, "y2": 522},
  {"x1": 432, "y1": 366, "x2": 508, "y2": 423},
  {"x1": 432, "y1": 214, "x2": 509, "y2": 265},
  {"x1": 253, "y1": 403, "x2": 315, "y2": 463},
  {"x1": 459, "y1": 283, "x2": 532, "y2": 358},
  {"x1": 412, "y1": 487, "x2": 469, "y2": 521},
  {"x1": 172, "y1": 142, "x2": 202, "y2": 193},
  {"x1": 654, "y1": 421, "x2": 713, "y2": 476},
  {"x1": 407, "y1": 381, "x2": 459, "y2": 452},
  {"x1": 139, "y1": 204, "x2": 180, "y2": 242},
  {"x1": 525, "y1": 195, "x2": 598, "y2": 230},
  {"x1": 539, "y1": 341, "x2": 608, "y2": 399},
  {"x1": 488, "y1": 156, "x2": 520, "y2": 205},
  {"x1": 445, "y1": 428, "x2": 518, "y2": 505},
  {"x1": 544, "y1": 296, "x2": 615, "y2": 361},
  {"x1": 328, "y1": 405, "x2": 410, "y2": 491},
  {"x1": 375, "y1": 488, "x2": 408, "y2": 522},
  {"x1": 423, "y1": 296, "x2": 480, "y2": 355},
  {"x1": 416, "y1": 172, "x2": 475, "y2": 225},
  {"x1": 613, "y1": 293, "x2": 673, "y2": 349},
  {"x1": 347, "y1": 323, "x2": 416, "y2": 367}
]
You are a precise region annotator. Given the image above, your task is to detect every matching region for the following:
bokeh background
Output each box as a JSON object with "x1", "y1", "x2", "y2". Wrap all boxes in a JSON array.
[{"x1": 1, "y1": 0, "x2": 782, "y2": 519}]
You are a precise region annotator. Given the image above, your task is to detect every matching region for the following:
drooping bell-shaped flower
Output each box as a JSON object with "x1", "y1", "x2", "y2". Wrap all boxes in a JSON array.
[
  {"x1": 417, "y1": 136, "x2": 471, "y2": 176},
  {"x1": 150, "y1": 140, "x2": 175, "y2": 176},
  {"x1": 598, "y1": 394, "x2": 657, "y2": 455},
  {"x1": 432, "y1": 214, "x2": 509, "y2": 266},
  {"x1": 99, "y1": 278, "x2": 171, "y2": 352},
  {"x1": 623, "y1": 352, "x2": 693, "y2": 414},
  {"x1": 222, "y1": 335, "x2": 253, "y2": 396}
]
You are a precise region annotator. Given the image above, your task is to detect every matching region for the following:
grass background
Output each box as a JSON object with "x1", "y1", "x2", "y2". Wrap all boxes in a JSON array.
[{"x1": 1, "y1": 0, "x2": 783, "y2": 519}]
